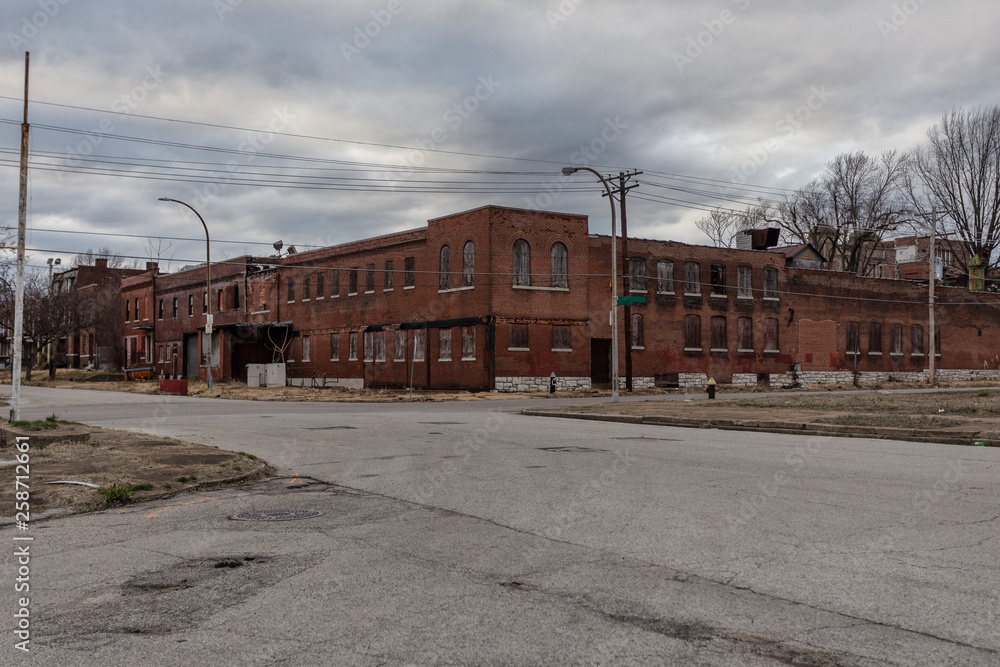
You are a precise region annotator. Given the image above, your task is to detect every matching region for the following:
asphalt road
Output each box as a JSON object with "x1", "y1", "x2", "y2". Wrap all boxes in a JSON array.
[{"x1": 2, "y1": 386, "x2": 998, "y2": 665}]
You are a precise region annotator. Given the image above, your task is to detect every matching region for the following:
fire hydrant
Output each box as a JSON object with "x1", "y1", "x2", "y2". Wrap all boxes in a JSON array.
[
  {"x1": 707, "y1": 377, "x2": 717, "y2": 399},
  {"x1": 549, "y1": 372, "x2": 557, "y2": 394}
]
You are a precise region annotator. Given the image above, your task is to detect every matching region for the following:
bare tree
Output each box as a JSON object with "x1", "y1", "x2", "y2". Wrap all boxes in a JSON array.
[
  {"x1": 143, "y1": 237, "x2": 175, "y2": 271},
  {"x1": 909, "y1": 106, "x2": 1000, "y2": 275},
  {"x1": 73, "y1": 246, "x2": 137, "y2": 269},
  {"x1": 695, "y1": 202, "x2": 773, "y2": 247}
]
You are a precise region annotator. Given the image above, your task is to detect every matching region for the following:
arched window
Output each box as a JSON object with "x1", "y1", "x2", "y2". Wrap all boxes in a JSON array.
[
  {"x1": 513, "y1": 239, "x2": 531, "y2": 286},
  {"x1": 439, "y1": 245, "x2": 451, "y2": 290},
  {"x1": 550, "y1": 242, "x2": 568, "y2": 288},
  {"x1": 463, "y1": 241, "x2": 475, "y2": 287}
]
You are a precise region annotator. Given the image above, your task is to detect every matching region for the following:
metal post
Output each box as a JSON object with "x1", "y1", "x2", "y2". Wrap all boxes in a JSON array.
[
  {"x1": 620, "y1": 172, "x2": 632, "y2": 393},
  {"x1": 928, "y1": 210, "x2": 936, "y2": 384},
  {"x1": 158, "y1": 198, "x2": 212, "y2": 390},
  {"x1": 10, "y1": 52, "x2": 29, "y2": 422}
]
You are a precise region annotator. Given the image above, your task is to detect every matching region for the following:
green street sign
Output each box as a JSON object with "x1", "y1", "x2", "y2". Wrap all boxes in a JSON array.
[{"x1": 616, "y1": 296, "x2": 646, "y2": 305}]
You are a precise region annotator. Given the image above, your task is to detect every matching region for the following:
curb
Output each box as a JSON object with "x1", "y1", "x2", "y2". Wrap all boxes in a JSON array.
[{"x1": 521, "y1": 409, "x2": 1000, "y2": 447}]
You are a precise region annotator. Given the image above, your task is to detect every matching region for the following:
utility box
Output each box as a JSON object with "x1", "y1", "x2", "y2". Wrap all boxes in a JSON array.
[{"x1": 246, "y1": 363, "x2": 286, "y2": 388}]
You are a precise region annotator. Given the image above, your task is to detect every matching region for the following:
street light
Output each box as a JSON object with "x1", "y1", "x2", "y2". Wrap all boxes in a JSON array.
[
  {"x1": 562, "y1": 166, "x2": 620, "y2": 403},
  {"x1": 158, "y1": 198, "x2": 213, "y2": 390},
  {"x1": 46, "y1": 257, "x2": 61, "y2": 374}
]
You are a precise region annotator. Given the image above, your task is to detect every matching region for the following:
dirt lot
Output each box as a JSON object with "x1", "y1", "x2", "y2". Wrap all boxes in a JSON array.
[
  {"x1": 541, "y1": 387, "x2": 1000, "y2": 440},
  {"x1": 0, "y1": 424, "x2": 271, "y2": 520}
]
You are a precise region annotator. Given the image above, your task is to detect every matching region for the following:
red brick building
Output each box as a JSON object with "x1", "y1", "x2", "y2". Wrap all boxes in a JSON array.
[{"x1": 122, "y1": 206, "x2": 1000, "y2": 390}]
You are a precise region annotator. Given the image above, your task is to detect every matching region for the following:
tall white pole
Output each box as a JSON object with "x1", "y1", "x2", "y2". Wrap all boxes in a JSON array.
[
  {"x1": 10, "y1": 52, "x2": 29, "y2": 422},
  {"x1": 928, "y1": 210, "x2": 936, "y2": 384}
]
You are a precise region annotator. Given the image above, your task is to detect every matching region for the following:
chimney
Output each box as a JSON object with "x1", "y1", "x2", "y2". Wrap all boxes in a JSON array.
[
  {"x1": 146, "y1": 261, "x2": 159, "y2": 273},
  {"x1": 95, "y1": 258, "x2": 108, "y2": 269}
]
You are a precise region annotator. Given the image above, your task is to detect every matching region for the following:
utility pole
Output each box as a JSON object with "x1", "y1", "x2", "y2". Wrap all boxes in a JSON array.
[
  {"x1": 606, "y1": 170, "x2": 642, "y2": 391},
  {"x1": 928, "y1": 210, "x2": 936, "y2": 384},
  {"x1": 10, "y1": 53, "x2": 29, "y2": 422}
]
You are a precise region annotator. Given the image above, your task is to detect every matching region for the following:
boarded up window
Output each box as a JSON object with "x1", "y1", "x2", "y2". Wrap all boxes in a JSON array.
[
  {"x1": 710, "y1": 264, "x2": 726, "y2": 295},
  {"x1": 463, "y1": 241, "x2": 475, "y2": 287},
  {"x1": 363, "y1": 331, "x2": 374, "y2": 361},
  {"x1": 657, "y1": 260, "x2": 674, "y2": 293},
  {"x1": 551, "y1": 242, "x2": 568, "y2": 288},
  {"x1": 394, "y1": 330, "x2": 406, "y2": 361},
  {"x1": 287, "y1": 278, "x2": 295, "y2": 302},
  {"x1": 331, "y1": 269, "x2": 340, "y2": 297},
  {"x1": 868, "y1": 322, "x2": 882, "y2": 354},
  {"x1": 738, "y1": 316, "x2": 753, "y2": 351},
  {"x1": 439, "y1": 246, "x2": 451, "y2": 290},
  {"x1": 316, "y1": 273, "x2": 324, "y2": 298},
  {"x1": 509, "y1": 323, "x2": 529, "y2": 349},
  {"x1": 934, "y1": 325, "x2": 941, "y2": 356},
  {"x1": 404, "y1": 257, "x2": 415, "y2": 288},
  {"x1": 763, "y1": 318, "x2": 779, "y2": 352},
  {"x1": 552, "y1": 325, "x2": 572, "y2": 351},
  {"x1": 711, "y1": 316, "x2": 727, "y2": 350},
  {"x1": 349, "y1": 268, "x2": 358, "y2": 295},
  {"x1": 217, "y1": 289, "x2": 224, "y2": 312},
  {"x1": 366, "y1": 263, "x2": 375, "y2": 293},
  {"x1": 631, "y1": 313, "x2": 644, "y2": 349},
  {"x1": 330, "y1": 333, "x2": 339, "y2": 361},
  {"x1": 911, "y1": 324, "x2": 924, "y2": 356},
  {"x1": 384, "y1": 260, "x2": 394, "y2": 290},
  {"x1": 303, "y1": 275, "x2": 311, "y2": 300},
  {"x1": 302, "y1": 336, "x2": 311, "y2": 362},
  {"x1": 439, "y1": 328, "x2": 452, "y2": 361},
  {"x1": 513, "y1": 240, "x2": 531, "y2": 286},
  {"x1": 413, "y1": 330, "x2": 426, "y2": 362},
  {"x1": 890, "y1": 324, "x2": 903, "y2": 354},
  {"x1": 684, "y1": 262, "x2": 701, "y2": 295},
  {"x1": 462, "y1": 326, "x2": 476, "y2": 360},
  {"x1": 349, "y1": 333, "x2": 358, "y2": 361},
  {"x1": 763, "y1": 268, "x2": 778, "y2": 299},
  {"x1": 629, "y1": 257, "x2": 646, "y2": 292},
  {"x1": 737, "y1": 265, "x2": 752, "y2": 298},
  {"x1": 375, "y1": 331, "x2": 386, "y2": 362},
  {"x1": 684, "y1": 314, "x2": 701, "y2": 349},
  {"x1": 846, "y1": 321, "x2": 860, "y2": 354}
]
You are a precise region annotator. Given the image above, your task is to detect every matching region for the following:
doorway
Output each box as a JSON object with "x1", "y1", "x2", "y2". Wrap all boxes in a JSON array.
[
  {"x1": 184, "y1": 333, "x2": 199, "y2": 379},
  {"x1": 590, "y1": 338, "x2": 611, "y2": 385}
]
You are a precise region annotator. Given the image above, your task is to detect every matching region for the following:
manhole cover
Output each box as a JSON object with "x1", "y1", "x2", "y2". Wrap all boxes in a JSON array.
[{"x1": 231, "y1": 509, "x2": 324, "y2": 522}]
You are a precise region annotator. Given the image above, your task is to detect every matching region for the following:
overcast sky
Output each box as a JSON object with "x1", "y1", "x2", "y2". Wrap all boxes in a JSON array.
[{"x1": 2, "y1": 0, "x2": 999, "y2": 274}]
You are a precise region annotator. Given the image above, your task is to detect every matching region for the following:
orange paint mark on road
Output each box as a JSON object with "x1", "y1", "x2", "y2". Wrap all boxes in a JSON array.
[
  {"x1": 314, "y1": 441, "x2": 326, "y2": 446},
  {"x1": 146, "y1": 497, "x2": 224, "y2": 518},
  {"x1": 288, "y1": 473, "x2": 305, "y2": 486}
]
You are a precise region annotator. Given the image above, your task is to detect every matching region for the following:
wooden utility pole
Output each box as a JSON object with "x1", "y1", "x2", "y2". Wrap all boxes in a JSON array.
[
  {"x1": 10, "y1": 52, "x2": 29, "y2": 422},
  {"x1": 607, "y1": 171, "x2": 641, "y2": 391},
  {"x1": 928, "y1": 210, "x2": 936, "y2": 384}
]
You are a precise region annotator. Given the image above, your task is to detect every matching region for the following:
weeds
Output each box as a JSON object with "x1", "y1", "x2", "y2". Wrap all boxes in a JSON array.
[{"x1": 98, "y1": 483, "x2": 136, "y2": 505}]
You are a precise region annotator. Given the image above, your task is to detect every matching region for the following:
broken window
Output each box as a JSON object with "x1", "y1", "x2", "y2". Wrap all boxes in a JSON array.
[
  {"x1": 394, "y1": 330, "x2": 406, "y2": 362},
  {"x1": 330, "y1": 333, "x2": 339, "y2": 362},
  {"x1": 684, "y1": 262, "x2": 701, "y2": 295},
  {"x1": 172, "y1": 297, "x2": 178, "y2": 319},
  {"x1": 513, "y1": 240, "x2": 531, "y2": 286},
  {"x1": 125, "y1": 299, "x2": 130, "y2": 322},
  {"x1": 710, "y1": 264, "x2": 726, "y2": 296},
  {"x1": 869, "y1": 322, "x2": 882, "y2": 354},
  {"x1": 763, "y1": 268, "x2": 778, "y2": 299},
  {"x1": 551, "y1": 242, "x2": 568, "y2": 289},
  {"x1": 552, "y1": 325, "x2": 572, "y2": 351},
  {"x1": 763, "y1": 318, "x2": 779, "y2": 352},
  {"x1": 439, "y1": 246, "x2": 451, "y2": 290},
  {"x1": 509, "y1": 323, "x2": 529, "y2": 349},
  {"x1": 654, "y1": 260, "x2": 673, "y2": 294},
  {"x1": 188, "y1": 294, "x2": 194, "y2": 317},
  {"x1": 349, "y1": 332, "x2": 358, "y2": 361},
  {"x1": 348, "y1": 268, "x2": 358, "y2": 295},
  {"x1": 462, "y1": 326, "x2": 476, "y2": 360},
  {"x1": 737, "y1": 266, "x2": 752, "y2": 298},
  {"x1": 158, "y1": 299, "x2": 164, "y2": 320},
  {"x1": 404, "y1": 257, "x2": 415, "y2": 288},
  {"x1": 738, "y1": 316, "x2": 753, "y2": 351},
  {"x1": 303, "y1": 275, "x2": 311, "y2": 301},
  {"x1": 632, "y1": 313, "x2": 644, "y2": 349},
  {"x1": 629, "y1": 257, "x2": 646, "y2": 292},
  {"x1": 316, "y1": 273, "x2": 324, "y2": 299},
  {"x1": 846, "y1": 321, "x2": 860, "y2": 355},
  {"x1": 375, "y1": 331, "x2": 386, "y2": 362},
  {"x1": 331, "y1": 269, "x2": 340, "y2": 297},
  {"x1": 233, "y1": 285, "x2": 239, "y2": 310},
  {"x1": 890, "y1": 324, "x2": 903, "y2": 355},
  {"x1": 287, "y1": 278, "x2": 295, "y2": 302},
  {"x1": 711, "y1": 316, "x2": 727, "y2": 351},
  {"x1": 366, "y1": 263, "x2": 375, "y2": 293},
  {"x1": 463, "y1": 241, "x2": 475, "y2": 287},
  {"x1": 413, "y1": 330, "x2": 426, "y2": 362},
  {"x1": 384, "y1": 260, "x2": 394, "y2": 290},
  {"x1": 911, "y1": 324, "x2": 924, "y2": 356},
  {"x1": 363, "y1": 331, "x2": 374, "y2": 361},
  {"x1": 438, "y1": 328, "x2": 452, "y2": 361},
  {"x1": 684, "y1": 314, "x2": 701, "y2": 350},
  {"x1": 302, "y1": 336, "x2": 311, "y2": 362}
]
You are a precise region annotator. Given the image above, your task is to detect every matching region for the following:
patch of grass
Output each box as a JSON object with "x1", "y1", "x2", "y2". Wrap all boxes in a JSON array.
[
  {"x1": 163, "y1": 483, "x2": 173, "y2": 490},
  {"x1": 238, "y1": 452, "x2": 258, "y2": 460},
  {"x1": 98, "y1": 483, "x2": 136, "y2": 505},
  {"x1": 176, "y1": 476, "x2": 197, "y2": 484},
  {"x1": 131, "y1": 483, "x2": 155, "y2": 492},
  {"x1": 89, "y1": 442, "x2": 100, "y2": 447},
  {"x1": 11, "y1": 413, "x2": 81, "y2": 431},
  {"x1": 978, "y1": 390, "x2": 991, "y2": 397},
  {"x1": 35, "y1": 441, "x2": 49, "y2": 450}
]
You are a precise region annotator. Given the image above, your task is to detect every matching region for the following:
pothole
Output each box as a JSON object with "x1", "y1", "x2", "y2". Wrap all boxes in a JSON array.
[{"x1": 230, "y1": 509, "x2": 324, "y2": 521}]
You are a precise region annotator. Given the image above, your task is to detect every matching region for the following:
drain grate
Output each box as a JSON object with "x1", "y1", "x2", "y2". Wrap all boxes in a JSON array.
[{"x1": 231, "y1": 509, "x2": 324, "y2": 522}]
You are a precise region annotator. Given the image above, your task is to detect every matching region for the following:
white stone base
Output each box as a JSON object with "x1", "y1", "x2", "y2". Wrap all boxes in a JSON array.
[
  {"x1": 495, "y1": 376, "x2": 592, "y2": 392},
  {"x1": 616, "y1": 376, "x2": 655, "y2": 389},
  {"x1": 731, "y1": 368, "x2": 1000, "y2": 387},
  {"x1": 679, "y1": 373, "x2": 709, "y2": 388}
]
